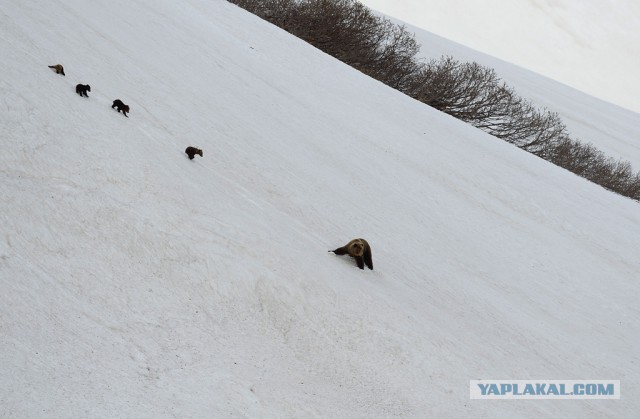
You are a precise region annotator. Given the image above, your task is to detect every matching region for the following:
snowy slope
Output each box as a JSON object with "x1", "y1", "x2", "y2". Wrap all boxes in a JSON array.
[
  {"x1": 405, "y1": 24, "x2": 640, "y2": 173},
  {"x1": 358, "y1": 0, "x2": 640, "y2": 114},
  {"x1": 1, "y1": 0, "x2": 639, "y2": 417}
]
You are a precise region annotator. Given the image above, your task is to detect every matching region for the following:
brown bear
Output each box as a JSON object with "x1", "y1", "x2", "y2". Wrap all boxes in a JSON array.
[
  {"x1": 75, "y1": 84, "x2": 90, "y2": 97},
  {"x1": 329, "y1": 238, "x2": 373, "y2": 270},
  {"x1": 112, "y1": 99, "x2": 129, "y2": 117},
  {"x1": 185, "y1": 146, "x2": 203, "y2": 160},
  {"x1": 48, "y1": 64, "x2": 65, "y2": 76}
]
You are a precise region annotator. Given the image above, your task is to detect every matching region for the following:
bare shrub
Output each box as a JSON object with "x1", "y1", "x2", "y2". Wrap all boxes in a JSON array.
[{"x1": 409, "y1": 57, "x2": 511, "y2": 121}]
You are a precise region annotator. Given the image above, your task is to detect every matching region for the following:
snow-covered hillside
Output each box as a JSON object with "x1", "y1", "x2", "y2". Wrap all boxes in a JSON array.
[
  {"x1": 358, "y1": 0, "x2": 640, "y2": 114},
  {"x1": 1, "y1": 0, "x2": 639, "y2": 417},
  {"x1": 404, "y1": 24, "x2": 640, "y2": 174}
]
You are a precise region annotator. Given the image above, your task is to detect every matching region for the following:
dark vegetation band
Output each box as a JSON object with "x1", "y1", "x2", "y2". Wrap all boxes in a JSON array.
[{"x1": 228, "y1": 0, "x2": 640, "y2": 201}]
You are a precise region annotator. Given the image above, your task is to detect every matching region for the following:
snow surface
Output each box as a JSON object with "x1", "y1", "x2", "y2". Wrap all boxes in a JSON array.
[
  {"x1": 1, "y1": 0, "x2": 639, "y2": 417},
  {"x1": 358, "y1": 0, "x2": 640, "y2": 114}
]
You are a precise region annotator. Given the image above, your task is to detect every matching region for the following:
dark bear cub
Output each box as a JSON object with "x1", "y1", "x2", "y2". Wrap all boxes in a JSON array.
[
  {"x1": 48, "y1": 64, "x2": 65, "y2": 76},
  {"x1": 112, "y1": 99, "x2": 129, "y2": 117},
  {"x1": 76, "y1": 84, "x2": 91, "y2": 97},
  {"x1": 185, "y1": 146, "x2": 203, "y2": 160},
  {"x1": 329, "y1": 238, "x2": 373, "y2": 270}
]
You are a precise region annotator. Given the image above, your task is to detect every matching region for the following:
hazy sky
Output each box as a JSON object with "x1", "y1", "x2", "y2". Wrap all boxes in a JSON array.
[{"x1": 357, "y1": 0, "x2": 640, "y2": 113}]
